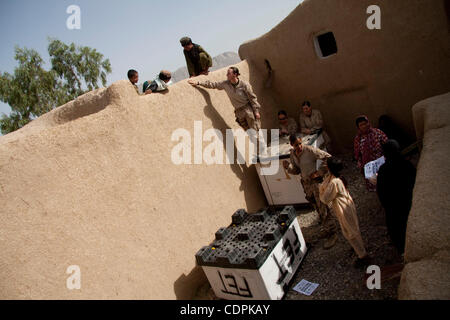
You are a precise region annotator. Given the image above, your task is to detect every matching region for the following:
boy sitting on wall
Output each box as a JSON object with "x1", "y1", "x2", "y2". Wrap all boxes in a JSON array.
[
  {"x1": 127, "y1": 69, "x2": 172, "y2": 95},
  {"x1": 143, "y1": 70, "x2": 172, "y2": 94}
]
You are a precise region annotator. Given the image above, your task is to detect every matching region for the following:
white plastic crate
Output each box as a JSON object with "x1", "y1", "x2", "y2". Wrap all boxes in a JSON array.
[
  {"x1": 196, "y1": 207, "x2": 307, "y2": 300},
  {"x1": 255, "y1": 134, "x2": 326, "y2": 206}
]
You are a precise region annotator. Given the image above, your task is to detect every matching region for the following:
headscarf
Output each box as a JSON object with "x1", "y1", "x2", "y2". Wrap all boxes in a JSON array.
[{"x1": 382, "y1": 139, "x2": 401, "y2": 161}]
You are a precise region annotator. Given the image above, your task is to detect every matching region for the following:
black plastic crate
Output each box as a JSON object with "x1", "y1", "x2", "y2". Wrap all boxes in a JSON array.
[{"x1": 195, "y1": 206, "x2": 297, "y2": 269}]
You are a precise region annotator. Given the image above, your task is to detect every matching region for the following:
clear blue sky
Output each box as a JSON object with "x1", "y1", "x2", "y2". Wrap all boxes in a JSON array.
[{"x1": 0, "y1": 0, "x2": 302, "y2": 116}]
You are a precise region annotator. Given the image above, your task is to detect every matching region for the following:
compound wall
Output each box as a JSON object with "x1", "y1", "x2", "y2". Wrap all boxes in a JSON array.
[
  {"x1": 239, "y1": 0, "x2": 450, "y2": 151},
  {"x1": 0, "y1": 61, "x2": 277, "y2": 299}
]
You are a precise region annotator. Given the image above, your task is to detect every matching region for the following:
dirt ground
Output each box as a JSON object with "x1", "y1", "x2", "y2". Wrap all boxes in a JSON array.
[
  {"x1": 196, "y1": 152, "x2": 417, "y2": 300},
  {"x1": 284, "y1": 152, "x2": 404, "y2": 300}
]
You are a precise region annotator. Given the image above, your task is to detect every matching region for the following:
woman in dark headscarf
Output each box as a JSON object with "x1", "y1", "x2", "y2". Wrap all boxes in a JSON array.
[
  {"x1": 353, "y1": 115, "x2": 388, "y2": 191},
  {"x1": 376, "y1": 139, "x2": 416, "y2": 254}
]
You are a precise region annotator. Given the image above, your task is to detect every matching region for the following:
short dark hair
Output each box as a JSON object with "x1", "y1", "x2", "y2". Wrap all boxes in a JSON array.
[
  {"x1": 302, "y1": 101, "x2": 311, "y2": 107},
  {"x1": 289, "y1": 133, "x2": 302, "y2": 145},
  {"x1": 180, "y1": 37, "x2": 192, "y2": 47},
  {"x1": 229, "y1": 66, "x2": 240, "y2": 76},
  {"x1": 127, "y1": 69, "x2": 138, "y2": 80},
  {"x1": 159, "y1": 70, "x2": 171, "y2": 81},
  {"x1": 327, "y1": 157, "x2": 348, "y2": 187},
  {"x1": 278, "y1": 110, "x2": 287, "y2": 117},
  {"x1": 327, "y1": 157, "x2": 343, "y2": 177},
  {"x1": 355, "y1": 115, "x2": 369, "y2": 127}
]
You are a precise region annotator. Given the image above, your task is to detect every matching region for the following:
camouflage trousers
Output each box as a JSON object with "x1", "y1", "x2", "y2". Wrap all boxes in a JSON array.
[
  {"x1": 301, "y1": 178, "x2": 337, "y2": 235},
  {"x1": 235, "y1": 105, "x2": 261, "y2": 131}
]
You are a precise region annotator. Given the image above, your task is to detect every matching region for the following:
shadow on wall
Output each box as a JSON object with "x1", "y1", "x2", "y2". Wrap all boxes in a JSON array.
[
  {"x1": 244, "y1": 60, "x2": 283, "y2": 143},
  {"x1": 174, "y1": 266, "x2": 208, "y2": 299},
  {"x1": 173, "y1": 87, "x2": 267, "y2": 300},
  {"x1": 196, "y1": 86, "x2": 267, "y2": 212}
]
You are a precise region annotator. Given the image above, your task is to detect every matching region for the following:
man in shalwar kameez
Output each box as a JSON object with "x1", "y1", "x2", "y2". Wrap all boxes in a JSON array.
[
  {"x1": 319, "y1": 157, "x2": 369, "y2": 266},
  {"x1": 283, "y1": 133, "x2": 338, "y2": 249}
]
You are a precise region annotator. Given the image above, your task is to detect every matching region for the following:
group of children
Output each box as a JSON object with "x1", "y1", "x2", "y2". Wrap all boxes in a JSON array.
[
  {"x1": 127, "y1": 36, "x2": 213, "y2": 96},
  {"x1": 127, "y1": 69, "x2": 172, "y2": 95}
]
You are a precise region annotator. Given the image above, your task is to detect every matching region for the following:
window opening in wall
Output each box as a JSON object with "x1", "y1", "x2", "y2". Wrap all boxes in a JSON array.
[{"x1": 314, "y1": 32, "x2": 337, "y2": 58}]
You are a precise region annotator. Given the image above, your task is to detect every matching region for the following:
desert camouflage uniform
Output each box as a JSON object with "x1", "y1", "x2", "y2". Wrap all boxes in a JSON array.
[
  {"x1": 299, "y1": 109, "x2": 331, "y2": 149},
  {"x1": 279, "y1": 117, "x2": 298, "y2": 136},
  {"x1": 197, "y1": 79, "x2": 261, "y2": 131}
]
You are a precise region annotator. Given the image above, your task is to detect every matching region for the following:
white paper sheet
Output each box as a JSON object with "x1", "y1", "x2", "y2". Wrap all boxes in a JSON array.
[
  {"x1": 364, "y1": 156, "x2": 385, "y2": 179},
  {"x1": 293, "y1": 279, "x2": 319, "y2": 296}
]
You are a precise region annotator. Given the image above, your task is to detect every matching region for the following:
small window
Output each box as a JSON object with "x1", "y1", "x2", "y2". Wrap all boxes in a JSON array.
[{"x1": 314, "y1": 32, "x2": 337, "y2": 58}]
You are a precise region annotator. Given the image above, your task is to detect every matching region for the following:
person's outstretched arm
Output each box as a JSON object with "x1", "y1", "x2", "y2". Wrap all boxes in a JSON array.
[
  {"x1": 188, "y1": 79, "x2": 225, "y2": 90},
  {"x1": 308, "y1": 146, "x2": 331, "y2": 178}
]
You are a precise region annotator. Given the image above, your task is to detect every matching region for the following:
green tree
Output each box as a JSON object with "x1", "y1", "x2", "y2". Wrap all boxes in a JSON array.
[{"x1": 0, "y1": 39, "x2": 111, "y2": 134}]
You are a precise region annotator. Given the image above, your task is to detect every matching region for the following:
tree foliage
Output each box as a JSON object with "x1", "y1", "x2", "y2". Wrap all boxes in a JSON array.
[{"x1": 0, "y1": 39, "x2": 111, "y2": 134}]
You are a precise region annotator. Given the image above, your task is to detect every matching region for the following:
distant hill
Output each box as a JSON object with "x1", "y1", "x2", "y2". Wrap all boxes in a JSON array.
[{"x1": 171, "y1": 51, "x2": 241, "y2": 83}]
